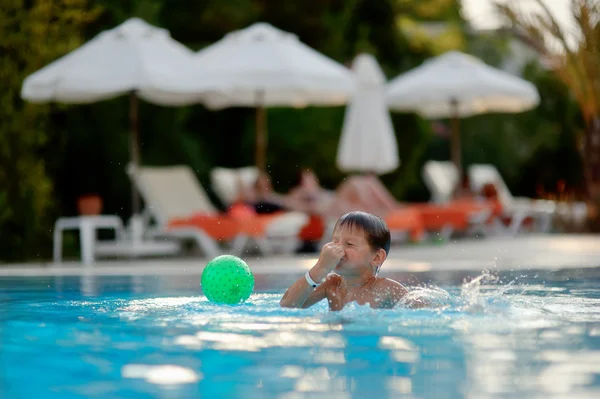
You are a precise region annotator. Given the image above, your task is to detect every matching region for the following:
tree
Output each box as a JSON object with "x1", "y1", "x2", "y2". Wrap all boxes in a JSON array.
[
  {"x1": 495, "y1": 0, "x2": 600, "y2": 201},
  {"x1": 395, "y1": 0, "x2": 466, "y2": 56},
  {"x1": 0, "y1": 0, "x2": 100, "y2": 260}
]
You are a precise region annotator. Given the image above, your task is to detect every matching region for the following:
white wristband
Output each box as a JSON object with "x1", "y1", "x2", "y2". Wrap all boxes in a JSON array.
[{"x1": 305, "y1": 271, "x2": 320, "y2": 288}]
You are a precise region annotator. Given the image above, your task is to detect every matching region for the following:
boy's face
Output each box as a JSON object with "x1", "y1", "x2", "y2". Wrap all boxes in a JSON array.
[{"x1": 331, "y1": 225, "x2": 381, "y2": 277}]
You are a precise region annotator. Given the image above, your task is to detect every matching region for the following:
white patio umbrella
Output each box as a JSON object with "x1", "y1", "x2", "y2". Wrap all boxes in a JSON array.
[
  {"x1": 386, "y1": 51, "x2": 540, "y2": 175},
  {"x1": 180, "y1": 22, "x2": 355, "y2": 171},
  {"x1": 21, "y1": 17, "x2": 200, "y2": 214},
  {"x1": 337, "y1": 53, "x2": 399, "y2": 175}
]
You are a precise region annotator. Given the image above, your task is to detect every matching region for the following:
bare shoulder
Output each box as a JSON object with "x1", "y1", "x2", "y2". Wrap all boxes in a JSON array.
[
  {"x1": 377, "y1": 278, "x2": 430, "y2": 308},
  {"x1": 374, "y1": 278, "x2": 409, "y2": 303},
  {"x1": 375, "y1": 277, "x2": 408, "y2": 292}
]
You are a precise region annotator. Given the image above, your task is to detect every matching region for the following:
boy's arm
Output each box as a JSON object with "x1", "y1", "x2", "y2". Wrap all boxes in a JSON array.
[
  {"x1": 279, "y1": 269, "x2": 329, "y2": 308},
  {"x1": 280, "y1": 242, "x2": 344, "y2": 308}
]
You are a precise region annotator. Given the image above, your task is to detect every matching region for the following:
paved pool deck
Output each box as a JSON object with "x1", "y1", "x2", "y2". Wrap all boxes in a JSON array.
[{"x1": 0, "y1": 234, "x2": 598, "y2": 277}]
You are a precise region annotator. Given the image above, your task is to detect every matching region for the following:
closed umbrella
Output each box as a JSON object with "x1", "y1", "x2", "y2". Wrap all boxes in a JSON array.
[{"x1": 337, "y1": 53, "x2": 399, "y2": 174}]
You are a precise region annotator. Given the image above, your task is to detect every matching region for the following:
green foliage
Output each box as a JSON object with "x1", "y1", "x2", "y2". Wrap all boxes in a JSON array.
[
  {"x1": 395, "y1": 0, "x2": 466, "y2": 55},
  {"x1": 513, "y1": 63, "x2": 585, "y2": 197},
  {"x1": 0, "y1": 0, "x2": 100, "y2": 261},
  {"x1": 460, "y1": 30, "x2": 586, "y2": 198},
  {"x1": 495, "y1": 0, "x2": 600, "y2": 201}
]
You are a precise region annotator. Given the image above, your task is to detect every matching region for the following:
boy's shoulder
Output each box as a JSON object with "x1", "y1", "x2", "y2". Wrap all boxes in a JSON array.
[{"x1": 373, "y1": 277, "x2": 408, "y2": 295}]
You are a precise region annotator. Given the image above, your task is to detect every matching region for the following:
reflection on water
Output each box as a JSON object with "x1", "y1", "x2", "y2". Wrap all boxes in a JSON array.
[
  {"x1": 1, "y1": 268, "x2": 600, "y2": 398},
  {"x1": 122, "y1": 364, "x2": 201, "y2": 385}
]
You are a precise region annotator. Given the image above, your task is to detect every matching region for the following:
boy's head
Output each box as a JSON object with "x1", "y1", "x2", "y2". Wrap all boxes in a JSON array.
[{"x1": 332, "y1": 211, "x2": 391, "y2": 275}]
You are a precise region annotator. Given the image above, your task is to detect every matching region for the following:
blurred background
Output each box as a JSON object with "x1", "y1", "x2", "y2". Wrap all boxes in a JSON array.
[{"x1": 1, "y1": 0, "x2": 598, "y2": 262}]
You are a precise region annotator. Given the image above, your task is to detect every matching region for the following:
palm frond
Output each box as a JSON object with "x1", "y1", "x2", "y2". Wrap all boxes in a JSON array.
[{"x1": 494, "y1": 0, "x2": 599, "y2": 125}]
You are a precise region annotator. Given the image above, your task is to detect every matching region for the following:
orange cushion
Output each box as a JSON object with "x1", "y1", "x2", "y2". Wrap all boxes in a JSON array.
[
  {"x1": 299, "y1": 215, "x2": 326, "y2": 241},
  {"x1": 228, "y1": 202, "x2": 257, "y2": 220},
  {"x1": 405, "y1": 199, "x2": 502, "y2": 231},
  {"x1": 235, "y1": 213, "x2": 283, "y2": 237},
  {"x1": 168, "y1": 213, "x2": 241, "y2": 240},
  {"x1": 384, "y1": 208, "x2": 425, "y2": 242}
]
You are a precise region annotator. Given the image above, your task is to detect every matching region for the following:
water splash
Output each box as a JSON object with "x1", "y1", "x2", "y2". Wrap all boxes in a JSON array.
[
  {"x1": 395, "y1": 271, "x2": 513, "y2": 315},
  {"x1": 458, "y1": 271, "x2": 500, "y2": 313},
  {"x1": 400, "y1": 286, "x2": 452, "y2": 309}
]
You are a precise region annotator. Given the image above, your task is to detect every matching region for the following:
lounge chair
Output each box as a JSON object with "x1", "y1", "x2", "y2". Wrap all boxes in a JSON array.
[
  {"x1": 418, "y1": 160, "x2": 501, "y2": 238},
  {"x1": 211, "y1": 166, "x2": 330, "y2": 248},
  {"x1": 468, "y1": 164, "x2": 556, "y2": 233},
  {"x1": 128, "y1": 164, "x2": 309, "y2": 257},
  {"x1": 422, "y1": 160, "x2": 459, "y2": 204},
  {"x1": 211, "y1": 166, "x2": 260, "y2": 208},
  {"x1": 212, "y1": 167, "x2": 430, "y2": 247}
]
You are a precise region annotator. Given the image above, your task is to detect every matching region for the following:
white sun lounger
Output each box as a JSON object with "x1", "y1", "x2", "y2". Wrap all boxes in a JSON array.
[
  {"x1": 420, "y1": 160, "x2": 496, "y2": 238},
  {"x1": 422, "y1": 160, "x2": 460, "y2": 204},
  {"x1": 211, "y1": 166, "x2": 261, "y2": 208},
  {"x1": 128, "y1": 164, "x2": 308, "y2": 257},
  {"x1": 468, "y1": 164, "x2": 556, "y2": 234}
]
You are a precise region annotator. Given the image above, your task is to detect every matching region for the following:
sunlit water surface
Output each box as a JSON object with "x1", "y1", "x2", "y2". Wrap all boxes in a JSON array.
[{"x1": 1, "y1": 268, "x2": 600, "y2": 398}]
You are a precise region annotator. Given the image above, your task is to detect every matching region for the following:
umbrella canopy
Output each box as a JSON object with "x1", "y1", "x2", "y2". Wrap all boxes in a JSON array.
[
  {"x1": 181, "y1": 22, "x2": 355, "y2": 171},
  {"x1": 386, "y1": 51, "x2": 540, "y2": 175},
  {"x1": 21, "y1": 17, "x2": 199, "y2": 105},
  {"x1": 386, "y1": 51, "x2": 540, "y2": 118},
  {"x1": 21, "y1": 17, "x2": 200, "y2": 214},
  {"x1": 337, "y1": 53, "x2": 399, "y2": 175}
]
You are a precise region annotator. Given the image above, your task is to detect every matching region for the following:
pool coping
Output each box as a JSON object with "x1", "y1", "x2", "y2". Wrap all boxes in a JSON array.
[{"x1": 1, "y1": 234, "x2": 599, "y2": 277}]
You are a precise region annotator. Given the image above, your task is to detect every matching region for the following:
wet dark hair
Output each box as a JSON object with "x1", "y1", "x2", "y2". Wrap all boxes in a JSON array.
[{"x1": 334, "y1": 211, "x2": 391, "y2": 256}]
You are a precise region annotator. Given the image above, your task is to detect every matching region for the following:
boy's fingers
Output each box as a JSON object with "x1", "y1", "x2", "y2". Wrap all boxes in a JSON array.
[{"x1": 327, "y1": 243, "x2": 339, "y2": 252}]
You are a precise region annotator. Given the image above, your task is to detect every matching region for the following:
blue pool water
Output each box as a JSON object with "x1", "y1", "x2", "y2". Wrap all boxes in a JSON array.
[{"x1": 1, "y1": 268, "x2": 600, "y2": 398}]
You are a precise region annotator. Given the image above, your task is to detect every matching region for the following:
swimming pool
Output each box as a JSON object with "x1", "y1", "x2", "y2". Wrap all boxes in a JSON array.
[{"x1": 2, "y1": 268, "x2": 600, "y2": 398}]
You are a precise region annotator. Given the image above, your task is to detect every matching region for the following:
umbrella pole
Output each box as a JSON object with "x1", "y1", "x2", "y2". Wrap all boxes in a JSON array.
[
  {"x1": 450, "y1": 98, "x2": 462, "y2": 178},
  {"x1": 255, "y1": 90, "x2": 267, "y2": 172},
  {"x1": 129, "y1": 91, "x2": 140, "y2": 216}
]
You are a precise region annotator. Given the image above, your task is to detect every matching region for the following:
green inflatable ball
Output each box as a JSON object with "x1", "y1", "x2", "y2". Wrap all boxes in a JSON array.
[{"x1": 201, "y1": 255, "x2": 255, "y2": 304}]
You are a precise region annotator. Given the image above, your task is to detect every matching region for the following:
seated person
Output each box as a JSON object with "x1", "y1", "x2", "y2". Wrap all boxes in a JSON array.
[
  {"x1": 288, "y1": 168, "x2": 331, "y2": 204},
  {"x1": 336, "y1": 173, "x2": 400, "y2": 214},
  {"x1": 286, "y1": 169, "x2": 400, "y2": 218},
  {"x1": 279, "y1": 211, "x2": 425, "y2": 310},
  {"x1": 233, "y1": 171, "x2": 288, "y2": 214},
  {"x1": 233, "y1": 169, "x2": 404, "y2": 219},
  {"x1": 285, "y1": 169, "x2": 342, "y2": 215},
  {"x1": 481, "y1": 182, "x2": 500, "y2": 201},
  {"x1": 451, "y1": 173, "x2": 476, "y2": 201}
]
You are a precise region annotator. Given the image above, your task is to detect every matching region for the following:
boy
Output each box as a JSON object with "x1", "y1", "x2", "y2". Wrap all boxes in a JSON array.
[{"x1": 280, "y1": 211, "x2": 410, "y2": 310}]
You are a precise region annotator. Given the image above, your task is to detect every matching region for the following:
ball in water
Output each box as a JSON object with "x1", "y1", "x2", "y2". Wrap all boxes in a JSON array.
[{"x1": 201, "y1": 255, "x2": 254, "y2": 304}]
